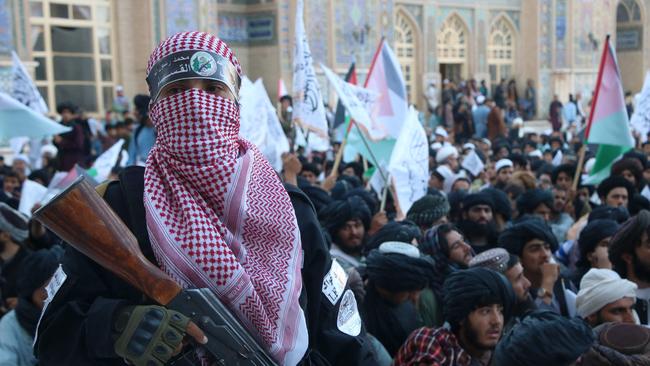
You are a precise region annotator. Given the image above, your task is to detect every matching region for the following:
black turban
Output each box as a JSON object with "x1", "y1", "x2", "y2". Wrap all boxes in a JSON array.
[
  {"x1": 365, "y1": 221, "x2": 422, "y2": 255},
  {"x1": 300, "y1": 184, "x2": 332, "y2": 214},
  {"x1": 343, "y1": 188, "x2": 379, "y2": 215},
  {"x1": 498, "y1": 217, "x2": 558, "y2": 255},
  {"x1": 406, "y1": 194, "x2": 450, "y2": 227},
  {"x1": 483, "y1": 188, "x2": 512, "y2": 221},
  {"x1": 17, "y1": 247, "x2": 64, "y2": 298},
  {"x1": 588, "y1": 205, "x2": 629, "y2": 224},
  {"x1": 319, "y1": 196, "x2": 371, "y2": 236},
  {"x1": 442, "y1": 267, "x2": 515, "y2": 332},
  {"x1": 578, "y1": 219, "x2": 619, "y2": 267},
  {"x1": 494, "y1": 311, "x2": 595, "y2": 366},
  {"x1": 462, "y1": 192, "x2": 494, "y2": 212},
  {"x1": 366, "y1": 245, "x2": 432, "y2": 292},
  {"x1": 330, "y1": 175, "x2": 362, "y2": 200},
  {"x1": 629, "y1": 193, "x2": 650, "y2": 216},
  {"x1": 551, "y1": 164, "x2": 576, "y2": 185},
  {"x1": 133, "y1": 94, "x2": 151, "y2": 119},
  {"x1": 597, "y1": 175, "x2": 636, "y2": 199},
  {"x1": 516, "y1": 188, "x2": 553, "y2": 215}
]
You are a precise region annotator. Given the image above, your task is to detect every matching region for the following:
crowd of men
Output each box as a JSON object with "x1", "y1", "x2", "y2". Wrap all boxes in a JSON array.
[{"x1": 1, "y1": 31, "x2": 650, "y2": 366}]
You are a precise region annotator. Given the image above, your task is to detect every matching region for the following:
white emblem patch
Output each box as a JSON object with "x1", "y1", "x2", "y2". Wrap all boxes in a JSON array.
[
  {"x1": 322, "y1": 259, "x2": 347, "y2": 305},
  {"x1": 337, "y1": 289, "x2": 361, "y2": 336},
  {"x1": 34, "y1": 264, "x2": 67, "y2": 347},
  {"x1": 190, "y1": 51, "x2": 218, "y2": 77}
]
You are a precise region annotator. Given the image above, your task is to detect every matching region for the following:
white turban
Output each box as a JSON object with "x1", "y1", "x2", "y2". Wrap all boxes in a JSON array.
[
  {"x1": 495, "y1": 159, "x2": 513, "y2": 172},
  {"x1": 436, "y1": 145, "x2": 458, "y2": 164},
  {"x1": 434, "y1": 126, "x2": 448, "y2": 138},
  {"x1": 576, "y1": 268, "x2": 637, "y2": 318}
]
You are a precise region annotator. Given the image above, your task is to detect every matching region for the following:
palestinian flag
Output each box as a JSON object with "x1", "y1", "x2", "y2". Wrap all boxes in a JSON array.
[{"x1": 584, "y1": 35, "x2": 635, "y2": 184}]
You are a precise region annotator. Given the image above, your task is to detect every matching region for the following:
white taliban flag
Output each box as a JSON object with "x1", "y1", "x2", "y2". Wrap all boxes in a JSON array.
[
  {"x1": 89, "y1": 139, "x2": 125, "y2": 183},
  {"x1": 0, "y1": 93, "x2": 70, "y2": 140},
  {"x1": 292, "y1": 0, "x2": 329, "y2": 151},
  {"x1": 387, "y1": 106, "x2": 429, "y2": 214},
  {"x1": 239, "y1": 76, "x2": 290, "y2": 171},
  {"x1": 320, "y1": 63, "x2": 380, "y2": 139},
  {"x1": 11, "y1": 51, "x2": 48, "y2": 114},
  {"x1": 461, "y1": 149, "x2": 485, "y2": 177},
  {"x1": 631, "y1": 72, "x2": 650, "y2": 143},
  {"x1": 19, "y1": 179, "x2": 48, "y2": 217}
]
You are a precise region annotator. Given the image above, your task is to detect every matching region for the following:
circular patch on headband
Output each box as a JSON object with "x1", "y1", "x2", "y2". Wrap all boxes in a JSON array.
[{"x1": 190, "y1": 51, "x2": 218, "y2": 77}]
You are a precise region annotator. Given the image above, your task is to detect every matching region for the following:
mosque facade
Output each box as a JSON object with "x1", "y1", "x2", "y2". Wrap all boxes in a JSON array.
[{"x1": 1, "y1": 0, "x2": 648, "y2": 117}]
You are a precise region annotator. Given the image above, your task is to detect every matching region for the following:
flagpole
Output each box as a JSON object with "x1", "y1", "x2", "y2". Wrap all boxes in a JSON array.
[
  {"x1": 572, "y1": 145, "x2": 586, "y2": 191},
  {"x1": 584, "y1": 34, "x2": 610, "y2": 140}
]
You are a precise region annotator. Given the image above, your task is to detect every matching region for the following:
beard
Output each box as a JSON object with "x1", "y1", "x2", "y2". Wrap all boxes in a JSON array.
[
  {"x1": 458, "y1": 219, "x2": 499, "y2": 240},
  {"x1": 463, "y1": 320, "x2": 499, "y2": 352},
  {"x1": 632, "y1": 254, "x2": 650, "y2": 284}
]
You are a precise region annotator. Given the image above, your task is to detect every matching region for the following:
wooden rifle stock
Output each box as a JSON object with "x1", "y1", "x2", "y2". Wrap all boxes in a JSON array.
[{"x1": 33, "y1": 176, "x2": 182, "y2": 305}]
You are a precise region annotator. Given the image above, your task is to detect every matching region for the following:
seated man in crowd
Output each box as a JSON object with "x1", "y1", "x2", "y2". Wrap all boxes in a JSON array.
[
  {"x1": 576, "y1": 268, "x2": 637, "y2": 327},
  {"x1": 609, "y1": 209, "x2": 650, "y2": 325},
  {"x1": 494, "y1": 311, "x2": 594, "y2": 366},
  {"x1": 457, "y1": 192, "x2": 499, "y2": 253},
  {"x1": 319, "y1": 196, "x2": 371, "y2": 270},
  {"x1": 0, "y1": 247, "x2": 62, "y2": 366},
  {"x1": 469, "y1": 248, "x2": 534, "y2": 331},
  {"x1": 393, "y1": 268, "x2": 515, "y2": 366},
  {"x1": 597, "y1": 175, "x2": 635, "y2": 208},
  {"x1": 418, "y1": 224, "x2": 475, "y2": 327},
  {"x1": 363, "y1": 242, "x2": 432, "y2": 357},
  {"x1": 498, "y1": 218, "x2": 576, "y2": 317}
]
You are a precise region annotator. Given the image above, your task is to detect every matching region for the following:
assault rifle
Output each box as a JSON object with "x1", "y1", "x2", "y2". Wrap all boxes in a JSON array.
[{"x1": 34, "y1": 176, "x2": 277, "y2": 366}]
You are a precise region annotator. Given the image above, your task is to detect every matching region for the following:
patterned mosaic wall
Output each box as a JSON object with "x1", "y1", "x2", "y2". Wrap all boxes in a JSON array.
[
  {"x1": 539, "y1": 0, "x2": 553, "y2": 69},
  {"x1": 555, "y1": 0, "x2": 568, "y2": 68},
  {"x1": 305, "y1": 0, "x2": 329, "y2": 65},
  {"x1": 333, "y1": 0, "x2": 382, "y2": 69},
  {"x1": 0, "y1": 0, "x2": 12, "y2": 55},
  {"x1": 165, "y1": 0, "x2": 200, "y2": 37},
  {"x1": 573, "y1": 0, "x2": 612, "y2": 68}
]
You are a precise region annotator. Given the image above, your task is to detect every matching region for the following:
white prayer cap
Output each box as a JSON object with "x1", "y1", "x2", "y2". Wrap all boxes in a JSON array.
[
  {"x1": 476, "y1": 95, "x2": 486, "y2": 104},
  {"x1": 116, "y1": 85, "x2": 124, "y2": 92},
  {"x1": 13, "y1": 154, "x2": 30, "y2": 166},
  {"x1": 435, "y1": 126, "x2": 448, "y2": 138},
  {"x1": 576, "y1": 268, "x2": 637, "y2": 318},
  {"x1": 463, "y1": 143, "x2": 476, "y2": 151},
  {"x1": 436, "y1": 145, "x2": 458, "y2": 163},
  {"x1": 585, "y1": 158, "x2": 596, "y2": 174},
  {"x1": 40, "y1": 144, "x2": 58, "y2": 157},
  {"x1": 528, "y1": 150, "x2": 543, "y2": 158},
  {"x1": 379, "y1": 241, "x2": 420, "y2": 258},
  {"x1": 435, "y1": 165, "x2": 454, "y2": 182},
  {"x1": 431, "y1": 142, "x2": 443, "y2": 151},
  {"x1": 495, "y1": 159, "x2": 513, "y2": 172},
  {"x1": 481, "y1": 138, "x2": 492, "y2": 148},
  {"x1": 513, "y1": 117, "x2": 524, "y2": 126}
]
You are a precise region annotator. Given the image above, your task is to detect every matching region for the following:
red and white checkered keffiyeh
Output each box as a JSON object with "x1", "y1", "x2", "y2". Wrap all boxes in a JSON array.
[{"x1": 144, "y1": 32, "x2": 307, "y2": 365}]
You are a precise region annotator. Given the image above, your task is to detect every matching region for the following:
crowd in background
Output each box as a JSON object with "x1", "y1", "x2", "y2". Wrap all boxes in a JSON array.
[{"x1": 0, "y1": 75, "x2": 650, "y2": 366}]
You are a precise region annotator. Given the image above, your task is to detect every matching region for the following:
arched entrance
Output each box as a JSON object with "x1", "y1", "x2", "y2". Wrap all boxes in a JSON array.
[
  {"x1": 395, "y1": 10, "x2": 420, "y2": 106},
  {"x1": 616, "y1": 0, "x2": 644, "y2": 93},
  {"x1": 487, "y1": 16, "x2": 516, "y2": 90},
  {"x1": 437, "y1": 14, "x2": 468, "y2": 84}
]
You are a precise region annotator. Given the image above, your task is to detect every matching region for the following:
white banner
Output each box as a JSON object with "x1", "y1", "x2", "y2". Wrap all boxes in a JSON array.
[
  {"x1": 292, "y1": 0, "x2": 329, "y2": 150},
  {"x1": 239, "y1": 77, "x2": 290, "y2": 172},
  {"x1": 19, "y1": 179, "x2": 48, "y2": 217},
  {"x1": 461, "y1": 150, "x2": 485, "y2": 177},
  {"x1": 631, "y1": 72, "x2": 650, "y2": 143},
  {"x1": 90, "y1": 139, "x2": 125, "y2": 183},
  {"x1": 320, "y1": 63, "x2": 380, "y2": 139},
  {"x1": 11, "y1": 51, "x2": 48, "y2": 114},
  {"x1": 387, "y1": 106, "x2": 429, "y2": 214},
  {"x1": 0, "y1": 92, "x2": 70, "y2": 140}
]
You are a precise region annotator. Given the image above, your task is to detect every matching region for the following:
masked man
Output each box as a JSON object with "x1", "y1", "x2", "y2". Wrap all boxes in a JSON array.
[{"x1": 35, "y1": 32, "x2": 375, "y2": 366}]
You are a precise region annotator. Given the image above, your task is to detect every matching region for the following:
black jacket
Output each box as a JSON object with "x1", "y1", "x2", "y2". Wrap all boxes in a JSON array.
[{"x1": 35, "y1": 166, "x2": 376, "y2": 365}]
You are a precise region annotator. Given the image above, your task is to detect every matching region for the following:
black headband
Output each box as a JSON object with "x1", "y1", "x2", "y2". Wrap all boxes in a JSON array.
[{"x1": 146, "y1": 50, "x2": 241, "y2": 102}]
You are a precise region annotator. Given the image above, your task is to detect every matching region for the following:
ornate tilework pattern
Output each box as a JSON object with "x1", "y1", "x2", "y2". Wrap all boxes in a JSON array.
[
  {"x1": 334, "y1": 0, "x2": 381, "y2": 68},
  {"x1": 539, "y1": 0, "x2": 552, "y2": 69},
  {"x1": 165, "y1": 0, "x2": 199, "y2": 37},
  {"x1": 306, "y1": 0, "x2": 329, "y2": 64},
  {"x1": 402, "y1": 4, "x2": 423, "y2": 29},
  {"x1": 0, "y1": 0, "x2": 12, "y2": 55},
  {"x1": 555, "y1": 0, "x2": 567, "y2": 68}
]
